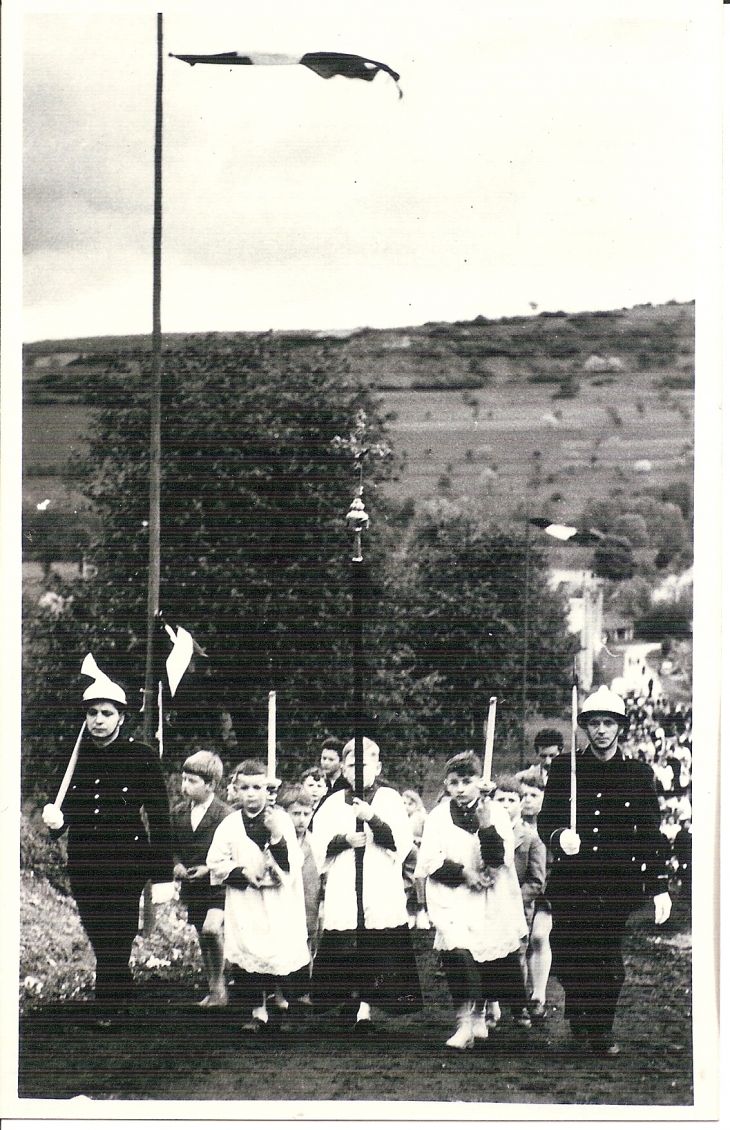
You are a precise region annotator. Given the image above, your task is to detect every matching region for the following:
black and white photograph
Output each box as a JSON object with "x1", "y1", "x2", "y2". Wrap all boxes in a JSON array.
[{"x1": 2, "y1": 0, "x2": 721, "y2": 1118}]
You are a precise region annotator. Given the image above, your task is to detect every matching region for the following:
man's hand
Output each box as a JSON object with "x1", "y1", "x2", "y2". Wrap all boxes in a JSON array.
[
  {"x1": 173, "y1": 862, "x2": 188, "y2": 880},
  {"x1": 654, "y1": 891, "x2": 672, "y2": 925},
  {"x1": 186, "y1": 865, "x2": 209, "y2": 881},
  {"x1": 351, "y1": 798, "x2": 375, "y2": 822},
  {"x1": 345, "y1": 830, "x2": 367, "y2": 848},
  {"x1": 42, "y1": 803, "x2": 65, "y2": 830},
  {"x1": 558, "y1": 828, "x2": 581, "y2": 856}
]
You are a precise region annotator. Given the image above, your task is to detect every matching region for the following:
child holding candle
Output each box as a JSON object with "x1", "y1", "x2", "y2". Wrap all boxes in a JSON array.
[
  {"x1": 207, "y1": 759, "x2": 311, "y2": 1031},
  {"x1": 415, "y1": 752, "x2": 528, "y2": 1049}
]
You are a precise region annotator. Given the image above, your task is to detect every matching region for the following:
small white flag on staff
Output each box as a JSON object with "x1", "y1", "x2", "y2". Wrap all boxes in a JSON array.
[{"x1": 164, "y1": 624, "x2": 195, "y2": 697}]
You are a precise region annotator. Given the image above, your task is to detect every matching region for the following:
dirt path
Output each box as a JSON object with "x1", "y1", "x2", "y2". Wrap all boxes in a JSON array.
[{"x1": 19, "y1": 903, "x2": 691, "y2": 1106}]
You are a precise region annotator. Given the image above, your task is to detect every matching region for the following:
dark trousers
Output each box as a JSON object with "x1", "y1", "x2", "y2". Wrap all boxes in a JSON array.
[
  {"x1": 287, "y1": 963, "x2": 312, "y2": 1001},
  {"x1": 312, "y1": 926, "x2": 423, "y2": 1015},
  {"x1": 440, "y1": 947, "x2": 527, "y2": 1011},
  {"x1": 228, "y1": 967, "x2": 273, "y2": 1010},
  {"x1": 70, "y1": 871, "x2": 143, "y2": 1003},
  {"x1": 550, "y1": 896, "x2": 628, "y2": 1038}
]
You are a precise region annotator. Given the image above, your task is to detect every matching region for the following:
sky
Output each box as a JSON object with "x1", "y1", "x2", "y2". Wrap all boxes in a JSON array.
[{"x1": 15, "y1": 0, "x2": 707, "y2": 342}]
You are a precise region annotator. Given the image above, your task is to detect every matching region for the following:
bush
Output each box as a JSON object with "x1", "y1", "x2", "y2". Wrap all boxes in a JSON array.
[
  {"x1": 20, "y1": 804, "x2": 72, "y2": 896},
  {"x1": 20, "y1": 872, "x2": 94, "y2": 1011},
  {"x1": 19, "y1": 870, "x2": 205, "y2": 1013}
]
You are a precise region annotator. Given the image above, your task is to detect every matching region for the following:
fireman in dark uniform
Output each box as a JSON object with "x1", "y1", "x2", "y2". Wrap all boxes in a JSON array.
[
  {"x1": 538, "y1": 685, "x2": 671, "y2": 1056},
  {"x1": 43, "y1": 666, "x2": 172, "y2": 1016}
]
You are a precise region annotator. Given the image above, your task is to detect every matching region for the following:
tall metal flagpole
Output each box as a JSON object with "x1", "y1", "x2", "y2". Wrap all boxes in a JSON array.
[
  {"x1": 346, "y1": 471, "x2": 369, "y2": 932},
  {"x1": 143, "y1": 12, "x2": 164, "y2": 745}
]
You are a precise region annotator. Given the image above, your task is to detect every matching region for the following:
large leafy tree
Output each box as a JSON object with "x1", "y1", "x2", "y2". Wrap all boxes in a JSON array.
[
  {"x1": 384, "y1": 501, "x2": 576, "y2": 756},
  {"x1": 22, "y1": 337, "x2": 398, "y2": 789}
]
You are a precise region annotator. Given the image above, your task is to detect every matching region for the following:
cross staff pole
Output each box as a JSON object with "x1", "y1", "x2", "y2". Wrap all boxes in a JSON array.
[{"x1": 346, "y1": 487, "x2": 370, "y2": 933}]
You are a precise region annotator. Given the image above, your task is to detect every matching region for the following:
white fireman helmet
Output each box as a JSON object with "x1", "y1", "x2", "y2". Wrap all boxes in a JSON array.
[{"x1": 577, "y1": 684, "x2": 626, "y2": 728}]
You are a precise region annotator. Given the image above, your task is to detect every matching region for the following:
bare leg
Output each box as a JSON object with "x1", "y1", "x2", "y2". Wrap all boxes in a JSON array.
[
  {"x1": 528, "y1": 909, "x2": 553, "y2": 1005},
  {"x1": 199, "y1": 909, "x2": 227, "y2": 1006}
]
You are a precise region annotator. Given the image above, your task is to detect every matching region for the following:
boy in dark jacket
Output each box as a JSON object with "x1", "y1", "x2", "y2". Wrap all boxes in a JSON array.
[
  {"x1": 172, "y1": 751, "x2": 231, "y2": 1006},
  {"x1": 493, "y1": 774, "x2": 548, "y2": 1020}
]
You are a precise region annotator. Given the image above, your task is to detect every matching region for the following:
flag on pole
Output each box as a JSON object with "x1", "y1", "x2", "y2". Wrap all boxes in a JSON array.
[
  {"x1": 164, "y1": 624, "x2": 195, "y2": 697},
  {"x1": 170, "y1": 50, "x2": 402, "y2": 96},
  {"x1": 529, "y1": 518, "x2": 604, "y2": 545}
]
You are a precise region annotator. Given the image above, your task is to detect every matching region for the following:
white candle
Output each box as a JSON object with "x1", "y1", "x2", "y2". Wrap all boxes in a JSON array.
[
  {"x1": 483, "y1": 696, "x2": 497, "y2": 784},
  {"x1": 267, "y1": 691, "x2": 276, "y2": 779}
]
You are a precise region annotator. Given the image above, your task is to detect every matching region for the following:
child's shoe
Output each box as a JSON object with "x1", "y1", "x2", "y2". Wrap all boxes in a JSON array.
[
  {"x1": 199, "y1": 986, "x2": 229, "y2": 1008},
  {"x1": 353, "y1": 1000, "x2": 375, "y2": 1036},
  {"x1": 445, "y1": 1002, "x2": 475, "y2": 1050},
  {"x1": 243, "y1": 1000, "x2": 269, "y2": 1030},
  {"x1": 242, "y1": 1010, "x2": 267, "y2": 1033},
  {"x1": 514, "y1": 1007, "x2": 532, "y2": 1028},
  {"x1": 528, "y1": 999, "x2": 546, "y2": 1022},
  {"x1": 471, "y1": 1006, "x2": 490, "y2": 1041},
  {"x1": 485, "y1": 1001, "x2": 501, "y2": 1028}
]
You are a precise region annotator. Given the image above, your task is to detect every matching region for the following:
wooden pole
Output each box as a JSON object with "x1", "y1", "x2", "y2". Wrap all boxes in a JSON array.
[
  {"x1": 54, "y1": 721, "x2": 88, "y2": 809},
  {"x1": 520, "y1": 517, "x2": 530, "y2": 770},
  {"x1": 143, "y1": 12, "x2": 164, "y2": 746}
]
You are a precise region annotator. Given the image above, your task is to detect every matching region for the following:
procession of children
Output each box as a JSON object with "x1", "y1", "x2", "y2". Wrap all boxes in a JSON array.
[{"x1": 43, "y1": 663, "x2": 676, "y2": 1056}]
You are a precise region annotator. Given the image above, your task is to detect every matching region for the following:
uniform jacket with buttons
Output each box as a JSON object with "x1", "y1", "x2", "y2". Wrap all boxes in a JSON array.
[
  {"x1": 538, "y1": 747, "x2": 668, "y2": 908},
  {"x1": 56, "y1": 731, "x2": 172, "y2": 883}
]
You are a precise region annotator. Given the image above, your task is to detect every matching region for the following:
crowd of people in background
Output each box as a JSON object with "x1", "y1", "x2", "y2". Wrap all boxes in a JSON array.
[{"x1": 619, "y1": 690, "x2": 692, "y2": 894}]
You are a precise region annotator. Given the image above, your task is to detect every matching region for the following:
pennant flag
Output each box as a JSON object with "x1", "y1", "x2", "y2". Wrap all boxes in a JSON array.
[
  {"x1": 163, "y1": 624, "x2": 195, "y2": 697},
  {"x1": 170, "y1": 50, "x2": 402, "y2": 96},
  {"x1": 529, "y1": 518, "x2": 605, "y2": 546}
]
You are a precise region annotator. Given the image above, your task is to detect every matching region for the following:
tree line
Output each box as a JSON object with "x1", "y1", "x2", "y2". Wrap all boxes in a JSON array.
[{"x1": 22, "y1": 337, "x2": 576, "y2": 796}]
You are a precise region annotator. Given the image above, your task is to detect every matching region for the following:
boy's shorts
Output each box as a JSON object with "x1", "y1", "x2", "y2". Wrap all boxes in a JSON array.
[{"x1": 180, "y1": 879, "x2": 225, "y2": 932}]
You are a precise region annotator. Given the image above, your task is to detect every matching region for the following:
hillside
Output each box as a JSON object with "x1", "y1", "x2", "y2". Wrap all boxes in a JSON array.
[{"x1": 23, "y1": 302, "x2": 694, "y2": 570}]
